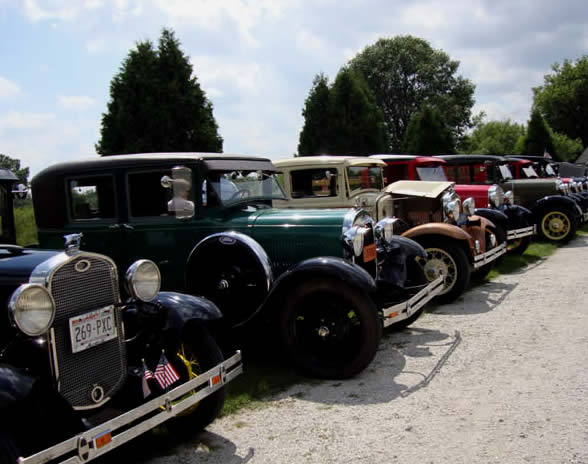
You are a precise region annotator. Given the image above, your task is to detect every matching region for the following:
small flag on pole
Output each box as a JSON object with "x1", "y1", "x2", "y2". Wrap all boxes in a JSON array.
[
  {"x1": 154, "y1": 351, "x2": 180, "y2": 390},
  {"x1": 141, "y1": 359, "x2": 153, "y2": 398},
  {"x1": 544, "y1": 148, "x2": 552, "y2": 159}
]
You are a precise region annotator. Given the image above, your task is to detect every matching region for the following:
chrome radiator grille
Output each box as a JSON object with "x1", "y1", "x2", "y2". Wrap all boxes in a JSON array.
[{"x1": 49, "y1": 254, "x2": 126, "y2": 409}]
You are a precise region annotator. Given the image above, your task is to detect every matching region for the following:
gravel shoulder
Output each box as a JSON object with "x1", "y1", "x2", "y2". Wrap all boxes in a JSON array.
[{"x1": 141, "y1": 234, "x2": 588, "y2": 464}]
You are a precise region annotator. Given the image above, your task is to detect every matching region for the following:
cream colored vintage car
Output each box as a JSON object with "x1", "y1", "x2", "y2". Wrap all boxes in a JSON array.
[{"x1": 274, "y1": 156, "x2": 506, "y2": 303}]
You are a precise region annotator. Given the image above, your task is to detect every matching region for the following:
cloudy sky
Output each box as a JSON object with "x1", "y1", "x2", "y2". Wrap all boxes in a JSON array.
[{"x1": 1, "y1": 0, "x2": 587, "y2": 178}]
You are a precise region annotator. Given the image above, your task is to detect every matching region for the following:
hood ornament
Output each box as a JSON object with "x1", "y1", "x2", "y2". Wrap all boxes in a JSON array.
[{"x1": 64, "y1": 233, "x2": 83, "y2": 255}]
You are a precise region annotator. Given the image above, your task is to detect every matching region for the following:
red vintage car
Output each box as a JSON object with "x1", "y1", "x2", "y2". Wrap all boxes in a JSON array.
[{"x1": 371, "y1": 154, "x2": 535, "y2": 253}]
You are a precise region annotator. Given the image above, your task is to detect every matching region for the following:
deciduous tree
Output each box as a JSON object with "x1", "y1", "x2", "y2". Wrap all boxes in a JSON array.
[{"x1": 401, "y1": 105, "x2": 455, "y2": 155}]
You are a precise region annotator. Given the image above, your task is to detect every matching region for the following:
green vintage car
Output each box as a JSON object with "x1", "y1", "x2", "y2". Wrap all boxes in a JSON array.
[{"x1": 31, "y1": 153, "x2": 443, "y2": 379}]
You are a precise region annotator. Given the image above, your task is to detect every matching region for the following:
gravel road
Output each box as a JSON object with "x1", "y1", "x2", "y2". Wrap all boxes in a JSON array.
[{"x1": 134, "y1": 234, "x2": 588, "y2": 464}]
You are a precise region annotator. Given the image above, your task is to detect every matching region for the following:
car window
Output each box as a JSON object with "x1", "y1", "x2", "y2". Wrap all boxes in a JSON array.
[
  {"x1": 382, "y1": 164, "x2": 408, "y2": 183},
  {"x1": 416, "y1": 166, "x2": 447, "y2": 181},
  {"x1": 68, "y1": 175, "x2": 116, "y2": 221},
  {"x1": 128, "y1": 166, "x2": 194, "y2": 219},
  {"x1": 290, "y1": 169, "x2": 338, "y2": 198},
  {"x1": 347, "y1": 166, "x2": 383, "y2": 193}
]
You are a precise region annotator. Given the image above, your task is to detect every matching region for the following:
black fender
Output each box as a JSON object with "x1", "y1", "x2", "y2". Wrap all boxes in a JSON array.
[
  {"x1": 474, "y1": 208, "x2": 508, "y2": 231},
  {"x1": 531, "y1": 195, "x2": 580, "y2": 221},
  {"x1": 385, "y1": 235, "x2": 427, "y2": 259},
  {"x1": 500, "y1": 204, "x2": 533, "y2": 229},
  {"x1": 0, "y1": 364, "x2": 35, "y2": 408},
  {"x1": 248, "y1": 257, "x2": 377, "y2": 326},
  {"x1": 378, "y1": 235, "x2": 426, "y2": 287},
  {"x1": 155, "y1": 291, "x2": 223, "y2": 339}
]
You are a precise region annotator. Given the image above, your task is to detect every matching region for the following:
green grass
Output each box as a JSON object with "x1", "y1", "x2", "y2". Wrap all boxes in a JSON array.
[
  {"x1": 14, "y1": 200, "x2": 38, "y2": 246},
  {"x1": 485, "y1": 240, "x2": 558, "y2": 280}
]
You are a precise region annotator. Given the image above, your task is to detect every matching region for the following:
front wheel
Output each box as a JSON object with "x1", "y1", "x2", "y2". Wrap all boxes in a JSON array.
[
  {"x1": 166, "y1": 324, "x2": 227, "y2": 435},
  {"x1": 416, "y1": 238, "x2": 471, "y2": 304},
  {"x1": 538, "y1": 209, "x2": 577, "y2": 242},
  {"x1": 278, "y1": 278, "x2": 382, "y2": 379}
]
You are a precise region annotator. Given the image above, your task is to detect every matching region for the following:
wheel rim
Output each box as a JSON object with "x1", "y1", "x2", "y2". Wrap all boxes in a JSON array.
[
  {"x1": 541, "y1": 211, "x2": 570, "y2": 240},
  {"x1": 507, "y1": 238, "x2": 522, "y2": 251},
  {"x1": 422, "y1": 248, "x2": 458, "y2": 295},
  {"x1": 173, "y1": 343, "x2": 201, "y2": 416},
  {"x1": 291, "y1": 292, "x2": 364, "y2": 368}
]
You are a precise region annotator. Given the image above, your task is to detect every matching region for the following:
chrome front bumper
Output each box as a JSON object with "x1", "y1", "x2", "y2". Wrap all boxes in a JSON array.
[
  {"x1": 20, "y1": 351, "x2": 243, "y2": 464},
  {"x1": 382, "y1": 274, "x2": 444, "y2": 328},
  {"x1": 506, "y1": 224, "x2": 536, "y2": 241},
  {"x1": 473, "y1": 242, "x2": 507, "y2": 269}
]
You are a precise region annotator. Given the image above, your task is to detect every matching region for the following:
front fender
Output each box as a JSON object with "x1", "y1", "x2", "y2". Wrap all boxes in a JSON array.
[
  {"x1": 0, "y1": 365, "x2": 35, "y2": 408},
  {"x1": 155, "y1": 292, "x2": 223, "y2": 337},
  {"x1": 401, "y1": 222, "x2": 472, "y2": 242},
  {"x1": 531, "y1": 195, "x2": 579, "y2": 218},
  {"x1": 474, "y1": 208, "x2": 508, "y2": 230},
  {"x1": 385, "y1": 235, "x2": 427, "y2": 258}
]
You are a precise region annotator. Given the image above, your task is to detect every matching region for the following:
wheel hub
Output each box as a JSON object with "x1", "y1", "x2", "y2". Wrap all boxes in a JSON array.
[
  {"x1": 424, "y1": 258, "x2": 446, "y2": 280},
  {"x1": 317, "y1": 326, "x2": 330, "y2": 338}
]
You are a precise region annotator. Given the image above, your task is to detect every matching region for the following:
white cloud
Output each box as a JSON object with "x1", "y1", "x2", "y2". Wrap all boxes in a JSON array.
[
  {"x1": 57, "y1": 95, "x2": 97, "y2": 110},
  {"x1": 190, "y1": 56, "x2": 262, "y2": 96},
  {"x1": 86, "y1": 38, "x2": 106, "y2": 54},
  {"x1": 0, "y1": 112, "x2": 55, "y2": 131},
  {"x1": 23, "y1": 0, "x2": 77, "y2": 21},
  {"x1": 0, "y1": 76, "x2": 21, "y2": 98}
]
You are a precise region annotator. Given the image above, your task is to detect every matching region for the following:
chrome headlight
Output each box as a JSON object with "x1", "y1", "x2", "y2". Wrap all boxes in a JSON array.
[
  {"x1": 9, "y1": 284, "x2": 56, "y2": 336},
  {"x1": 557, "y1": 179, "x2": 566, "y2": 194},
  {"x1": 125, "y1": 259, "x2": 161, "y2": 302},
  {"x1": 375, "y1": 218, "x2": 395, "y2": 243},
  {"x1": 444, "y1": 199, "x2": 461, "y2": 220},
  {"x1": 344, "y1": 226, "x2": 368, "y2": 257},
  {"x1": 488, "y1": 185, "x2": 504, "y2": 208},
  {"x1": 462, "y1": 197, "x2": 476, "y2": 217},
  {"x1": 504, "y1": 190, "x2": 514, "y2": 205}
]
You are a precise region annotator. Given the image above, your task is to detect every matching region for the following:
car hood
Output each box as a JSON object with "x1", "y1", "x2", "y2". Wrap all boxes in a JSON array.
[
  {"x1": 248, "y1": 208, "x2": 350, "y2": 228},
  {"x1": 0, "y1": 249, "x2": 59, "y2": 286},
  {"x1": 384, "y1": 180, "x2": 454, "y2": 198}
]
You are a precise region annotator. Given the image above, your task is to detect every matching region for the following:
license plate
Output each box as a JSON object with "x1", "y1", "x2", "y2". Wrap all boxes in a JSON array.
[
  {"x1": 363, "y1": 243, "x2": 377, "y2": 262},
  {"x1": 69, "y1": 306, "x2": 117, "y2": 354}
]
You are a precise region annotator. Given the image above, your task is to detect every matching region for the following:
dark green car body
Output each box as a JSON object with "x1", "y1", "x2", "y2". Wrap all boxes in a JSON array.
[{"x1": 31, "y1": 153, "x2": 439, "y2": 379}]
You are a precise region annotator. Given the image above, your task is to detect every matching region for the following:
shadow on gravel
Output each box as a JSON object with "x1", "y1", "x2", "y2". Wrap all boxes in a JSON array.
[
  {"x1": 432, "y1": 280, "x2": 518, "y2": 315},
  {"x1": 100, "y1": 427, "x2": 254, "y2": 464},
  {"x1": 561, "y1": 234, "x2": 588, "y2": 248}
]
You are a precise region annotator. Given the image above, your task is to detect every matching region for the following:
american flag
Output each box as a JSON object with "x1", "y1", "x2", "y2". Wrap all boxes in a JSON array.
[
  {"x1": 141, "y1": 359, "x2": 153, "y2": 398},
  {"x1": 154, "y1": 352, "x2": 180, "y2": 389}
]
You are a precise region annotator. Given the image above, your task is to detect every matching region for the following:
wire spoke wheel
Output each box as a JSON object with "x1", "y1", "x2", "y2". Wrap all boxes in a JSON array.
[
  {"x1": 172, "y1": 342, "x2": 202, "y2": 417},
  {"x1": 422, "y1": 248, "x2": 458, "y2": 295},
  {"x1": 541, "y1": 211, "x2": 570, "y2": 240}
]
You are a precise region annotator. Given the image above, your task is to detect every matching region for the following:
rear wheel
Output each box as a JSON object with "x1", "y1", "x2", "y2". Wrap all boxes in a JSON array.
[
  {"x1": 166, "y1": 324, "x2": 227, "y2": 434},
  {"x1": 416, "y1": 238, "x2": 471, "y2": 304},
  {"x1": 278, "y1": 278, "x2": 381, "y2": 379},
  {"x1": 538, "y1": 209, "x2": 577, "y2": 242}
]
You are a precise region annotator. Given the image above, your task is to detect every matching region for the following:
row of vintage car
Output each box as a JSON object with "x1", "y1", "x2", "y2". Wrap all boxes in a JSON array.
[{"x1": 0, "y1": 151, "x2": 586, "y2": 463}]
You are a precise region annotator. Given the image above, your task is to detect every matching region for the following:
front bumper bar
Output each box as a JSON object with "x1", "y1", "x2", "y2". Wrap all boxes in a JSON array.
[
  {"x1": 473, "y1": 242, "x2": 507, "y2": 269},
  {"x1": 506, "y1": 224, "x2": 536, "y2": 241},
  {"x1": 19, "y1": 351, "x2": 243, "y2": 464},
  {"x1": 382, "y1": 274, "x2": 444, "y2": 328}
]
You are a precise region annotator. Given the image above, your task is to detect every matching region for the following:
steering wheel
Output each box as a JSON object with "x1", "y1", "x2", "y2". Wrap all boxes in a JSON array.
[{"x1": 228, "y1": 189, "x2": 251, "y2": 200}]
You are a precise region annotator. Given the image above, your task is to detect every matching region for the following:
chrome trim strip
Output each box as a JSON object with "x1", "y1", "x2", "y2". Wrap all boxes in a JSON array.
[
  {"x1": 506, "y1": 225, "x2": 535, "y2": 240},
  {"x1": 382, "y1": 275, "x2": 444, "y2": 328},
  {"x1": 18, "y1": 351, "x2": 243, "y2": 464},
  {"x1": 473, "y1": 242, "x2": 507, "y2": 268}
]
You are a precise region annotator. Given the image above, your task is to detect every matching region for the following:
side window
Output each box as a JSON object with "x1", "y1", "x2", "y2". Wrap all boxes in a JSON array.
[
  {"x1": 383, "y1": 164, "x2": 408, "y2": 184},
  {"x1": 68, "y1": 176, "x2": 116, "y2": 221},
  {"x1": 444, "y1": 166, "x2": 457, "y2": 182},
  {"x1": 128, "y1": 167, "x2": 194, "y2": 219},
  {"x1": 290, "y1": 169, "x2": 337, "y2": 198},
  {"x1": 473, "y1": 164, "x2": 487, "y2": 183},
  {"x1": 457, "y1": 166, "x2": 471, "y2": 183}
]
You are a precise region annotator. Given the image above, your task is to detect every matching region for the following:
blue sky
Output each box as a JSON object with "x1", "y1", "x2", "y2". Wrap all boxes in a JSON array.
[{"x1": 1, "y1": 0, "x2": 587, "y2": 178}]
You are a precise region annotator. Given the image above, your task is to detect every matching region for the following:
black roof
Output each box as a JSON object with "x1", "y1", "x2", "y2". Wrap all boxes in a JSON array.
[
  {"x1": 435, "y1": 154, "x2": 508, "y2": 164},
  {"x1": 33, "y1": 152, "x2": 276, "y2": 180},
  {"x1": 0, "y1": 168, "x2": 18, "y2": 182}
]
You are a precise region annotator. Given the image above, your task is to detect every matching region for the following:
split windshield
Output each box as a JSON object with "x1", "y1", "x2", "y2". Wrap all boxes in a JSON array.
[
  {"x1": 346, "y1": 166, "x2": 384, "y2": 193},
  {"x1": 498, "y1": 165, "x2": 514, "y2": 181},
  {"x1": 416, "y1": 166, "x2": 448, "y2": 181},
  {"x1": 205, "y1": 170, "x2": 286, "y2": 206},
  {"x1": 545, "y1": 164, "x2": 557, "y2": 176},
  {"x1": 522, "y1": 166, "x2": 539, "y2": 178}
]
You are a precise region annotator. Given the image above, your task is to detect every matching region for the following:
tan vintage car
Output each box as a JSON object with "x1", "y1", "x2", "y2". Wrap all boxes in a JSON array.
[{"x1": 275, "y1": 156, "x2": 506, "y2": 303}]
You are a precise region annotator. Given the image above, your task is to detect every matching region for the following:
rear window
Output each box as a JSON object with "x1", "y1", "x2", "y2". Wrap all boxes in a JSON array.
[{"x1": 68, "y1": 176, "x2": 116, "y2": 221}]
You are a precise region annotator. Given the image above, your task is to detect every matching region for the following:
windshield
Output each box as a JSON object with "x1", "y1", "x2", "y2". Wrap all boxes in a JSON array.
[
  {"x1": 498, "y1": 165, "x2": 514, "y2": 181},
  {"x1": 416, "y1": 166, "x2": 448, "y2": 181},
  {"x1": 545, "y1": 164, "x2": 556, "y2": 176},
  {"x1": 522, "y1": 166, "x2": 539, "y2": 178},
  {"x1": 346, "y1": 166, "x2": 384, "y2": 193},
  {"x1": 205, "y1": 170, "x2": 286, "y2": 206}
]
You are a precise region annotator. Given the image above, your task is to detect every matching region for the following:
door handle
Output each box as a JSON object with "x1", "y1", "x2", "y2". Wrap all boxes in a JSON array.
[
  {"x1": 121, "y1": 224, "x2": 134, "y2": 230},
  {"x1": 108, "y1": 224, "x2": 121, "y2": 230}
]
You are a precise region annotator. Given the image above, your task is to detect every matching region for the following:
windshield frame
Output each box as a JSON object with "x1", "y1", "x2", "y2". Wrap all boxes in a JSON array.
[
  {"x1": 521, "y1": 165, "x2": 540, "y2": 179},
  {"x1": 416, "y1": 165, "x2": 448, "y2": 182},
  {"x1": 346, "y1": 165, "x2": 384, "y2": 195},
  {"x1": 204, "y1": 169, "x2": 287, "y2": 207},
  {"x1": 498, "y1": 164, "x2": 514, "y2": 181}
]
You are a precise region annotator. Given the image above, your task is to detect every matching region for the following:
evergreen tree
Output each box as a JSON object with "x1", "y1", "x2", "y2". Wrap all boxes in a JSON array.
[
  {"x1": 323, "y1": 68, "x2": 388, "y2": 155},
  {"x1": 520, "y1": 109, "x2": 556, "y2": 158},
  {"x1": 297, "y1": 73, "x2": 330, "y2": 155},
  {"x1": 96, "y1": 28, "x2": 222, "y2": 155},
  {"x1": 401, "y1": 105, "x2": 455, "y2": 155}
]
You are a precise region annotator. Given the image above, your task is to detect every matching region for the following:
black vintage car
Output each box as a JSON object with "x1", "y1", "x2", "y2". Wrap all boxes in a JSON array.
[
  {"x1": 30, "y1": 153, "x2": 444, "y2": 380},
  {"x1": 0, "y1": 171, "x2": 243, "y2": 463}
]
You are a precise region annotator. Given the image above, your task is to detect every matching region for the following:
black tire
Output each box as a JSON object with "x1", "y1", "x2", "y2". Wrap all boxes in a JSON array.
[
  {"x1": 537, "y1": 207, "x2": 578, "y2": 243},
  {"x1": 278, "y1": 278, "x2": 381, "y2": 379},
  {"x1": 415, "y1": 238, "x2": 471, "y2": 304},
  {"x1": 0, "y1": 432, "x2": 20, "y2": 464},
  {"x1": 507, "y1": 235, "x2": 531, "y2": 255},
  {"x1": 166, "y1": 323, "x2": 227, "y2": 435}
]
